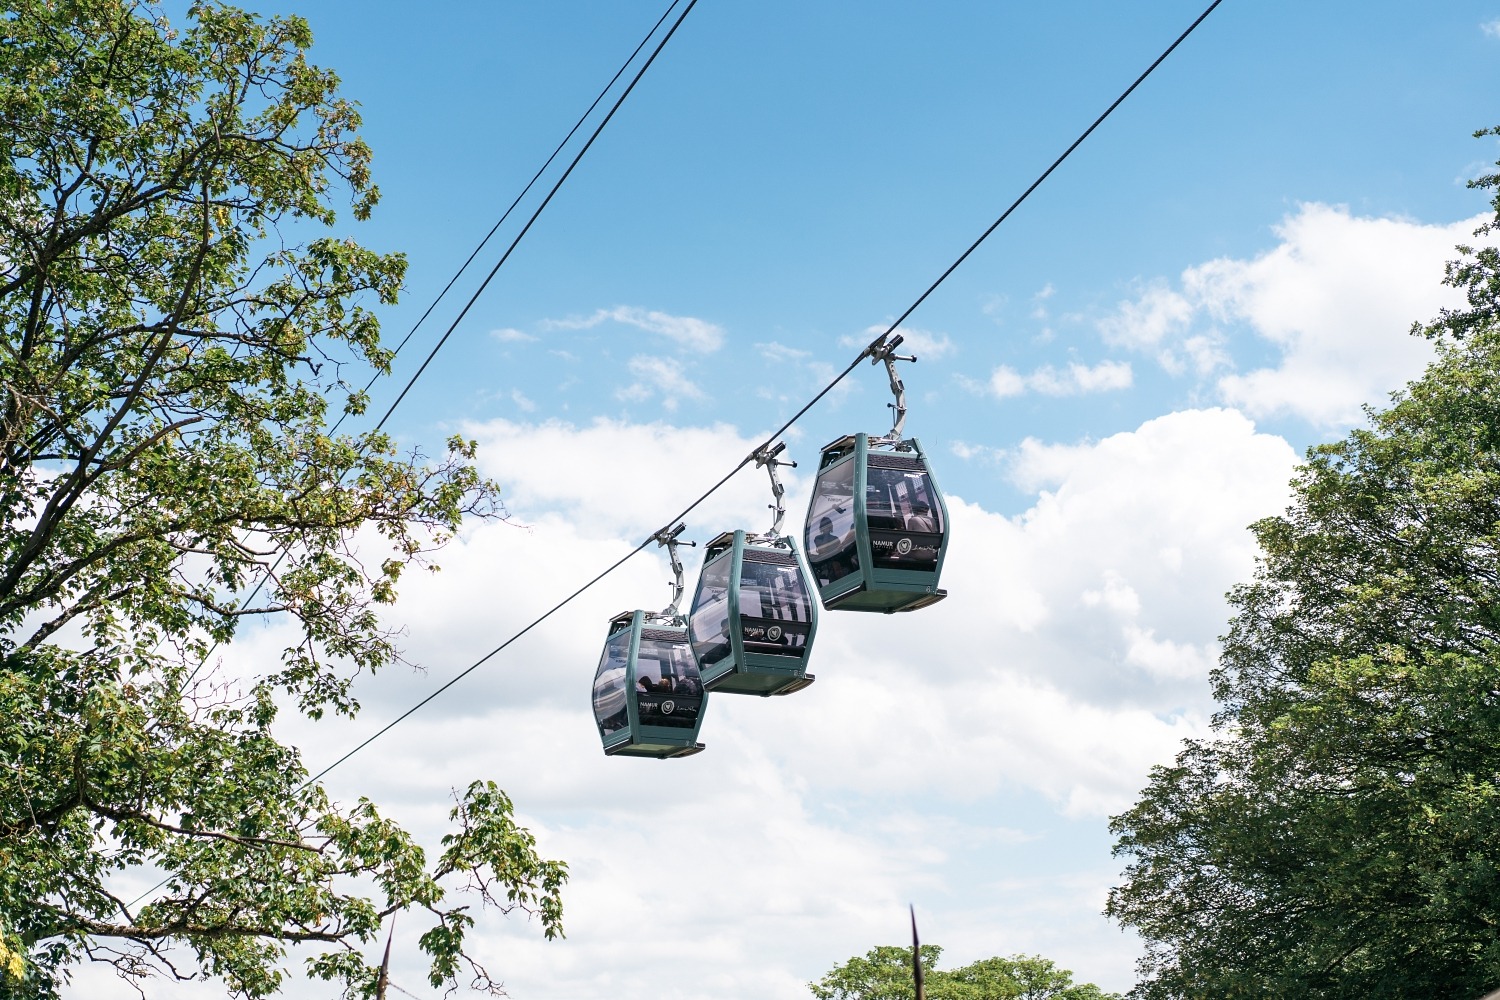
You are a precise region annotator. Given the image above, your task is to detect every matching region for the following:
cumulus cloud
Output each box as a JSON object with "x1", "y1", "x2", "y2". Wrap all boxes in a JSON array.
[
  {"x1": 616, "y1": 355, "x2": 705, "y2": 410},
  {"x1": 490, "y1": 326, "x2": 536, "y2": 343},
  {"x1": 385, "y1": 408, "x2": 1292, "y2": 808},
  {"x1": 756, "y1": 340, "x2": 812, "y2": 363},
  {"x1": 1101, "y1": 203, "x2": 1490, "y2": 424},
  {"x1": 462, "y1": 417, "x2": 782, "y2": 541},
  {"x1": 1483, "y1": 18, "x2": 1500, "y2": 38},
  {"x1": 546, "y1": 305, "x2": 726, "y2": 353},
  {"x1": 988, "y1": 360, "x2": 1133, "y2": 398},
  {"x1": 950, "y1": 440, "x2": 1006, "y2": 463},
  {"x1": 180, "y1": 410, "x2": 1298, "y2": 1000}
]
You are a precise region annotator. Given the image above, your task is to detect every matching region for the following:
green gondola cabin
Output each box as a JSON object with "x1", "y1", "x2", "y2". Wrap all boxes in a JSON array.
[
  {"x1": 804, "y1": 433, "x2": 948, "y2": 613},
  {"x1": 592, "y1": 610, "x2": 707, "y2": 758},
  {"x1": 687, "y1": 529, "x2": 818, "y2": 696}
]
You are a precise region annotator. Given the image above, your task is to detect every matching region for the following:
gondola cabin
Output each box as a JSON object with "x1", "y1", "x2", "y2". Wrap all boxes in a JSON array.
[
  {"x1": 804, "y1": 433, "x2": 949, "y2": 613},
  {"x1": 592, "y1": 610, "x2": 706, "y2": 758},
  {"x1": 687, "y1": 530, "x2": 818, "y2": 696}
]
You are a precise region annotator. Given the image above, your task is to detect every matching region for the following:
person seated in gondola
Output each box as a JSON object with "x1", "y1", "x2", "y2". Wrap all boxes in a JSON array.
[
  {"x1": 905, "y1": 500, "x2": 937, "y2": 533},
  {"x1": 812, "y1": 515, "x2": 839, "y2": 553},
  {"x1": 811, "y1": 515, "x2": 857, "y2": 583}
]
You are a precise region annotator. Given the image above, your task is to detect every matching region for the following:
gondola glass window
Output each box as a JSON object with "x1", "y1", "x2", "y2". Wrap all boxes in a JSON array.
[
  {"x1": 865, "y1": 464, "x2": 943, "y2": 570},
  {"x1": 689, "y1": 557, "x2": 733, "y2": 671},
  {"x1": 806, "y1": 458, "x2": 859, "y2": 588},
  {"x1": 592, "y1": 631, "x2": 630, "y2": 738},
  {"x1": 739, "y1": 558, "x2": 813, "y2": 653},
  {"x1": 634, "y1": 634, "x2": 703, "y2": 727}
]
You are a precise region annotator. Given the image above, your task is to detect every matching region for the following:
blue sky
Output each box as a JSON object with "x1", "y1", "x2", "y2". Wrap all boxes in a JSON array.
[
  {"x1": 308, "y1": 0, "x2": 1500, "y2": 509},
  {"x1": 92, "y1": 2, "x2": 1500, "y2": 998}
]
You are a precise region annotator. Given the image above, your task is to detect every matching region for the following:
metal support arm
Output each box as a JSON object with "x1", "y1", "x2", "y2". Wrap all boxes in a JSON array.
[
  {"x1": 751, "y1": 441, "x2": 797, "y2": 543},
  {"x1": 652, "y1": 522, "x2": 694, "y2": 621},
  {"x1": 865, "y1": 333, "x2": 917, "y2": 447}
]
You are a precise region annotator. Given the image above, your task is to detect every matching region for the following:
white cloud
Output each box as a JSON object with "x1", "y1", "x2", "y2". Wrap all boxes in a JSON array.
[
  {"x1": 1031, "y1": 282, "x2": 1057, "y2": 320},
  {"x1": 950, "y1": 440, "x2": 1006, "y2": 463},
  {"x1": 159, "y1": 409, "x2": 1299, "y2": 1000},
  {"x1": 546, "y1": 305, "x2": 726, "y2": 353},
  {"x1": 490, "y1": 326, "x2": 536, "y2": 343},
  {"x1": 462, "y1": 417, "x2": 781, "y2": 541},
  {"x1": 509, "y1": 388, "x2": 536, "y2": 412},
  {"x1": 1102, "y1": 204, "x2": 1491, "y2": 424},
  {"x1": 1483, "y1": 18, "x2": 1500, "y2": 38},
  {"x1": 1097, "y1": 282, "x2": 1194, "y2": 351},
  {"x1": 616, "y1": 355, "x2": 705, "y2": 410},
  {"x1": 989, "y1": 366, "x2": 1027, "y2": 397},
  {"x1": 441, "y1": 408, "x2": 1296, "y2": 811},
  {"x1": 988, "y1": 360, "x2": 1133, "y2": 398},
  {"x1": 756, "y1": 340, "x2": 812, "y2": 363}
]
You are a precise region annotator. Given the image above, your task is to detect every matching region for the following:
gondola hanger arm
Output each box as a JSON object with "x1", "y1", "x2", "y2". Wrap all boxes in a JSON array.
[
  {"x1": 651, "y1": 522, "x2": 694, "y2": 622},
  {"x1": 751, "y1": 442, "x2": 796, "y2": 543},
  {"x1": 865, "y1": 334, "x2": 917, "y2": 448}
]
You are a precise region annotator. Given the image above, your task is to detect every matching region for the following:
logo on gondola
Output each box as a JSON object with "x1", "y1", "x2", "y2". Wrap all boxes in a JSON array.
[
  {"x1": 767, "y1": 625, "x2": 783, "y2": 641},
  {"x1": 896, "y1": 537, "x2": 913, "y2": 556},
  {"x1": 661, "y1": 700, "x2": 676, "y2": 715}
]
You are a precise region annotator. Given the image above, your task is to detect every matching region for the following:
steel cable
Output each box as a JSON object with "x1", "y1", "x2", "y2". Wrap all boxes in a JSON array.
[{"x1": 299, "y1": 0, "x2": 1227, "y2": 789}]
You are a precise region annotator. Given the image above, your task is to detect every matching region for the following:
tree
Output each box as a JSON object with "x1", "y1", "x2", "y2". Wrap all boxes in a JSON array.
[
  {"x1": 0, "y1": 2, "x2": 564, "y2": 997},
  {"x1": 1106, "y1": 129, "x2": 1500, "y2": 998},
  {"x1": 810, "y1": 944, "x2": 1120, "y2": 1000}
]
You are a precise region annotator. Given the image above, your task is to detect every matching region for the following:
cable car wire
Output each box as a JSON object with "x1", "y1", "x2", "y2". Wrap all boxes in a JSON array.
[
  {"x1": 174, "y1": 0, "x2": 696, "y2": 691},
  {"x1": 327, "y1": 0, "x2": 687, "y2": 440},
  {"x1": 297, "y1": 0, "x2": 1226, "y2": 788},
  {"x1": 368, "y1": 0, "x2": 701, "y2": 433},
  {"x1": 882, "y1": 0, "x2": 1224, "y2": 339},
  {"x1": 129, "y1": 0, "x2": 702, "y2": 910}
]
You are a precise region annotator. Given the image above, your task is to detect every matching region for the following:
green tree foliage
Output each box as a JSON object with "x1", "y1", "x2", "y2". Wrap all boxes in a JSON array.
[
  {"x1": 1107, "y1": 131, "x2": 1500, "y2": 998},
  {"x1": 0, "y1": 2, "x2": 564, "y2": 996},
  {"x1": 810, "y1": 944, "x2": 1119, "y2": 1000}
]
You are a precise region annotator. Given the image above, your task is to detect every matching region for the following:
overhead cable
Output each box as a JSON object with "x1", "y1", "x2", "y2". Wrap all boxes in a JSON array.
[
  {"x1": 133, "y1": 0, "x2": 702, "y2": 908},
  {"x1": 176, "y1": 0, "x2": 695, "y2": 690},
  {"x1": 328, "y1": 0, "x2": 688, "y2": 438},
  {"x1": 299, "y1": 0, "x2": 1226, "y2": 789},
  {"x1": 368, "y1": 0, "x2": 702, "y2": 432}
]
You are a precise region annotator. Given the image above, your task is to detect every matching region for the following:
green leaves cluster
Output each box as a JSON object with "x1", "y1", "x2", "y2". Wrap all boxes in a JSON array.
[
  {"x1": 810, "y1": 945, "x2": 1119, "y2": 1000},
  {"x1": 1107, "y1": 129, "x2": 1500, "y2": 998},
  {"x1": 0, "y1": 1, "x2": 564, "y2": 996}
]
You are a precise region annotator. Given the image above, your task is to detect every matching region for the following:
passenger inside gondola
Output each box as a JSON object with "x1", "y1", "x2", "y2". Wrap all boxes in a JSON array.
[
  {"x1": 906, "y1": 500, "x2": 937, "y2": 533},
  {"x1": 636, "y1": 636, "x2": 701, "y2": 727}
]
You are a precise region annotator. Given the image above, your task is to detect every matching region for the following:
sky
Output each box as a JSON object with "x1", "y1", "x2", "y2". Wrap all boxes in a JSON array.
[{"x1": 79, "y1": 2, "x2": 1500, "y2": 998}]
